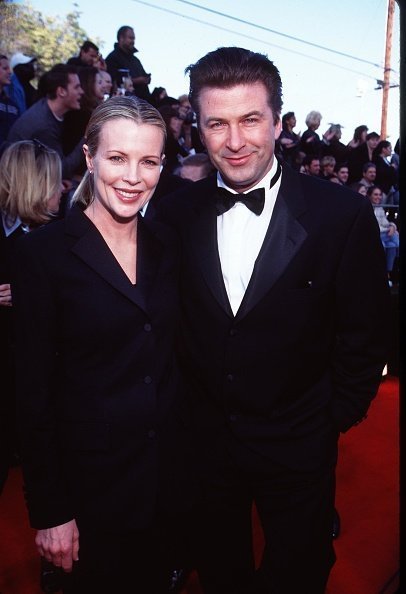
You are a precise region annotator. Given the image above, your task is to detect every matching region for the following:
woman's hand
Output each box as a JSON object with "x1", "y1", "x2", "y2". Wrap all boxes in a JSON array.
[
  {"x1": 35, "y1": 519, "x2": 79, "y2": 573},
  {"x1": 0, "y1": 283, "x2": 12, "y2": 307}
]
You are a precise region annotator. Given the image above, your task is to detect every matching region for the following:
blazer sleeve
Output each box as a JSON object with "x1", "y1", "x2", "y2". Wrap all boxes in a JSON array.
[
  {"x1": 11, "y1": 233, "x2": 74, "y2": 529},
  {"x1": 331, "y1": 198, "x2": 391, "y2": 432}
]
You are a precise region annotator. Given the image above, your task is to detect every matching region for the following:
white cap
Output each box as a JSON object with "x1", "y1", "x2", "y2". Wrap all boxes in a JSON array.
[{"x1": 10, "y1": 52, "x2": 36, "y2": 70}]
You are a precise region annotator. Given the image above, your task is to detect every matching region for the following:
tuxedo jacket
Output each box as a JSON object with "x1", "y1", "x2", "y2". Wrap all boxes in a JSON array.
[
  {"x1": 158, "y1": 164, "x2": 389, "y2": 472},
  {"x1": 12, "y1": 205, "x2": 188, "y2": 531}
]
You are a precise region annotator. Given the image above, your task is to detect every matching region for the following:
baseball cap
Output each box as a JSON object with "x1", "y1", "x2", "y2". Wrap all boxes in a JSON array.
[{"x1": 10, "y1": 52, "x2": 36, "y2": 70}]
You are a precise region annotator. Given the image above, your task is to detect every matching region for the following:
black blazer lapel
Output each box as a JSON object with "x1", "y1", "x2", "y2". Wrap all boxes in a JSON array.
[
  {"x1": 236, "y1": 166, "x2": 308, "y2": 320},
  {"x1": 66, "y1": 206, "x2": 160, "y2": 314}
]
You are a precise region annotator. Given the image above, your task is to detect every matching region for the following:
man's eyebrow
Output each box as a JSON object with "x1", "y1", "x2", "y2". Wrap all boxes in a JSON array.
[{"x1": 204, "y1": 110, "x2": 264, "y2": 124}]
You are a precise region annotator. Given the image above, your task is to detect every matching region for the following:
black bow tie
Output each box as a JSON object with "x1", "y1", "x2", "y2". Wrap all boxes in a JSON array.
[{"x1": 214, "y1": 161, "x2": 281, "y2": 216}]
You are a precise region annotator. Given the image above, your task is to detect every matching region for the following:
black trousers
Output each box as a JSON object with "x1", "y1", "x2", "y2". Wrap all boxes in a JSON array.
[
  {"x1": 61, "y1": 517, "x2": 182, "y2": 594},
  {"x1": 194, "y1": 434, "x2": 337, "y2": 594}
]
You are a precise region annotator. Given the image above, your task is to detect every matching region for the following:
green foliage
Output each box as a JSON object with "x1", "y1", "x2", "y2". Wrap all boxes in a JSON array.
[{"x1": 0, "y1": 1, "x2": 102, "y2": 73}]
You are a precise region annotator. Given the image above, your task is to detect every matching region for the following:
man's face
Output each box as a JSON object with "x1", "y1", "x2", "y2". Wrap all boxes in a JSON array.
[
  {"x1": 305, "y1": 159, "x2": 320, "y2": 176},
  {"x1": 60, "y1": 74, "x2": 84, "y2": 111},
  {"x1": 0, "y1": 58, "x2": 11, "y2": 88},
  {"x1": 120, "y1": 29, "x2": 136, "y2": 53},
  {"x1": 364, "y1": 166, "x2": 376, "y2": 182},
  {"x1": 81, "y1": 48, "x2": 98, "y2": 66},
  {"x1": 367, "y1": 136, "x2": 379, "y2": 150},
  {"x1": 337, "y1": 167, "x2": 349, "y2": 184},
  {"x1": 198, "y1": 82, "x2": 281, "y2": 192}
]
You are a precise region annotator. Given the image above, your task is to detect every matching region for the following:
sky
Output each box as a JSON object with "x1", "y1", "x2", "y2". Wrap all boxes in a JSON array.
[{"x1": 24, "y1": 0, "x2": 400, "y2": 145}]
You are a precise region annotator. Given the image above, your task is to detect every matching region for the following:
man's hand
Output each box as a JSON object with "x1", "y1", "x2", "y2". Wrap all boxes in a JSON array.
[
  {"x1": 0, "y1": 283, "x2": 12, "y2": 307},
  {"x1": 35, "y1": 519, "x2": 79, "y2": 573}
]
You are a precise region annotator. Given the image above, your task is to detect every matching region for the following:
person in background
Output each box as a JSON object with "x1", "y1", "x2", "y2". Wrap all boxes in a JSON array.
[
  {"x1": 347, "y1": 124, "x2": 368, "y2": 150},
  {"x1": 12, "y1": 96, "x2": 191, "y2": 593},
  {"x1": 99, "y1": 69, "x2": 113, "y2": 99},
  {"x1": 347, "y1": 131, "x2": 380, "y2": 184},
  {"x1": 302, "y1": 154, "x2": 321, "y2": 176},
  {"x1": 277, "y1": 111, "x2": 302, "y2": 169},
  {"x1": 158, "y1": 104, "x2": 190, "y2": 174},
  {"x1": 157, "y1": 46, "x2": 389, "y2": 594},
  {"x1": 176, "y1": 152, "x2": 215, "y2": 182},
  {"x1": 106, "y1": 26, "x2": 151, "y2": 101},
  {"x1": 7, "y1": 64, "x2": 85, "y2": 184},
  {"x1": 330, "y1": 163, "x2": 349, "y2": 186},
  {"x1": 319, "y1": 155, "x2": 336, "y2": 180},
  {"x1": 0, "y1": 55, "x2": 19, "y2": 146},
  {"x1": 354, "y1": 162, "x2": 377, "y2": 191},
  {"x1": 62, "y1": 66, "x2": 105, "y2": 206},
  {"x1": 300, "y1": 110, "x2": 323, "y2": 157},
  {"x1": 321, "y1": 124, "x2": 348, "y2": 165},
  {"x1": 367, "y1": 185, "x2": 399, "y2": 286},
  {"x1": 67, "y1": 40, "x2": 100, "y2": 68},
  {"x1": 0, "y1": 139, "x2": 62, "y2": 494},
  {"x1": 373, "y1": 140, "x2": 398, "y2": 205},
  {"x1": 6, "y1": 52, "x2": 38, "y2": 115}
]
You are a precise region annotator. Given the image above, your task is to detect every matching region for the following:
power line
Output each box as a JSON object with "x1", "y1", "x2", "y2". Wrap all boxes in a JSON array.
[
  {"x1": 174, "y1": 0, "x2": 390, "y2": 70},
  {"x1": 132, "y1": 0, "x2": 383, "y2": 81}
]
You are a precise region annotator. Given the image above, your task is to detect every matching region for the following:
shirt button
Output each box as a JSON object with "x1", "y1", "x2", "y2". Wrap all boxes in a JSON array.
[
  {"x1": 227, "y1": 374, "x2": 234, "y2": 382},
  {"x1": 144, "y1": 323, "x2": 152, "y2": 332},
  {"x1": 147, "y1": 429, "x2": 156, "y2": 439},
  {"x1": 144, "y1": 375, "x2": 152, "y2": 384}
]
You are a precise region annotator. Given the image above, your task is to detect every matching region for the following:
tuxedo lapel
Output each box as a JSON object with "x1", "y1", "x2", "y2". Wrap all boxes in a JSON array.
[
  {"x1": 66, "y1": 206, "x2": 161, "y2": 314},
  {"x1": 236, "y1": 166, "x2": 308, "y2": 320},
  {"x1": 189, "y1": 177, "x2": 233, "y2": 317}
]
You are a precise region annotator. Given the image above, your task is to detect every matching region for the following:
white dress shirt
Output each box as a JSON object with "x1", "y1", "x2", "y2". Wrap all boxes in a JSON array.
[{"x1": 217, "y1": 158, "x2": 281, "y2": 315}]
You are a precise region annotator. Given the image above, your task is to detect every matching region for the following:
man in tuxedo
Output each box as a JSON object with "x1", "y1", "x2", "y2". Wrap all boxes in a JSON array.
[{"x1": 158, "y1": 47, "x2": 389, "y2": 594}]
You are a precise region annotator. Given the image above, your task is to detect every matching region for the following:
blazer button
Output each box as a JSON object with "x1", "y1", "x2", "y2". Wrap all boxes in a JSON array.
[
  {"x1": 227, "y1": 374, "x2": 234, "y2": 382},
  {"x1": 144, "y1": 375, "x2": 152, "y2": 384},
  {"x1": 144, "y1": 323, "x2": 152, "y2": 332},
  {"x1": 229, "y1": 329, "x2": 237, "y2": 337},
  {"x1": 147, "y1": 429, "x2": 156, "y2": 439},
  {"x1": 229, "y1": 414, "x2": 237, "y2": 422}
]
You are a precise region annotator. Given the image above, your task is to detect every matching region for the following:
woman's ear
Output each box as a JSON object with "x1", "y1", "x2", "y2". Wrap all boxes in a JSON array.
[{"x1": 83, "y1": 144, "x2": 93, "y2": 173}]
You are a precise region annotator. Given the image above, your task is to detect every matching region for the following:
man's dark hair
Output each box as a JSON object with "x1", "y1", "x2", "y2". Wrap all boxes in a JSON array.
[
  {"x1": 282, "y1": 111, "x2": 295, "y2": 127},
  {"x1": 303, "y1": 155, "x2": 319, "y2": 167},
  {"x1": 366, "y1": 131, "x2": 380, "y2": 141},
  {"x1": 362, "y1": 161, "x2": 376, "y2": 174},
  {"x1": 80, "y1": 40, "x2": 99, "y2": 54},
  {"x1": 117, "y1": 26, "x2": 133, "y2": 41},
  {"x1": 185, "y1": 47, "x2": 283, "y2": 124},
  {"x1": 37, "y1": 64, "x2": 78, "y2": 99}
]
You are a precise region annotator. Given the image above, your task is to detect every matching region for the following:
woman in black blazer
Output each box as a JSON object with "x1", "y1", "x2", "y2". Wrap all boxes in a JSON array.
[{"x1": 12, "y1": 96, "x2": 190, "y2": 593}]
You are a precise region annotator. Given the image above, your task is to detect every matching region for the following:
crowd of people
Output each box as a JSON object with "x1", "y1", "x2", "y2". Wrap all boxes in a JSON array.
[{"x1": 0, "y1": 29, "x2": 398, "y2": 594}]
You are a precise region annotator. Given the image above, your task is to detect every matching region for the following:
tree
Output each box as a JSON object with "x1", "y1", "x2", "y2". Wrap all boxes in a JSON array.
[{"x1": 0, "y1": 1, "x2": 102, "y2": 73}]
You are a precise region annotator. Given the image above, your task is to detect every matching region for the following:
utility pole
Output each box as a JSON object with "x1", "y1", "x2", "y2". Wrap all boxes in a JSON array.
[{"x1": 380, "y1": 0, "x2": 395, "y2": 139}]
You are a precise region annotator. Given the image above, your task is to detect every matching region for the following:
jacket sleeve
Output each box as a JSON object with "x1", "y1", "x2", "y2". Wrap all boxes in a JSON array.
[
  {"x1": 11, "y1": 234, "x2": 74, "y2": 529},
  {"x1": 331, "y1": 198, "x2": 391, "y2": 432}
]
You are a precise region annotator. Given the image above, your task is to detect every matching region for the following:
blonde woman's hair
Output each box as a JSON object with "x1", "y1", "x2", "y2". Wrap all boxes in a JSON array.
[
  {"x1": 0, "y1": 140, "x2": 62, "y2": 226},
  {"x1": 72, "y1": 95, "x2": 167, "y2": 207}
]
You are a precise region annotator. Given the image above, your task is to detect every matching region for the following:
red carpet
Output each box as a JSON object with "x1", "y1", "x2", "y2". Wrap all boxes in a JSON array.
[{"x1": 0, "y1": 377, "x2": 399, "y2": 594}]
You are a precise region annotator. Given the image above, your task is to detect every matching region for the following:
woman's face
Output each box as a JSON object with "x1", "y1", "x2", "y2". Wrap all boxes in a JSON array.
[
  {"x1": 84, "y1": 118, "x2": 164, "y2": 222},
  {"x1": 94, "y1": 73, "x2": 105, "y2": 101},
  {"x1": 357, "y1": 185, "x2": 367, "y2": 196},
  {"x1": 369, "y1": 188, "x2": 383, "y2": 205},
  {"x1": 100, "y1": 71, "x2": 112, "y2": 95}
]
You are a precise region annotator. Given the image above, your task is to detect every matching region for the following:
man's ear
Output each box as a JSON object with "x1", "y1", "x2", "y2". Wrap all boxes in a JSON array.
[{"x1": 57, "y1": 86, "x2": 67, "y2": 98}]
